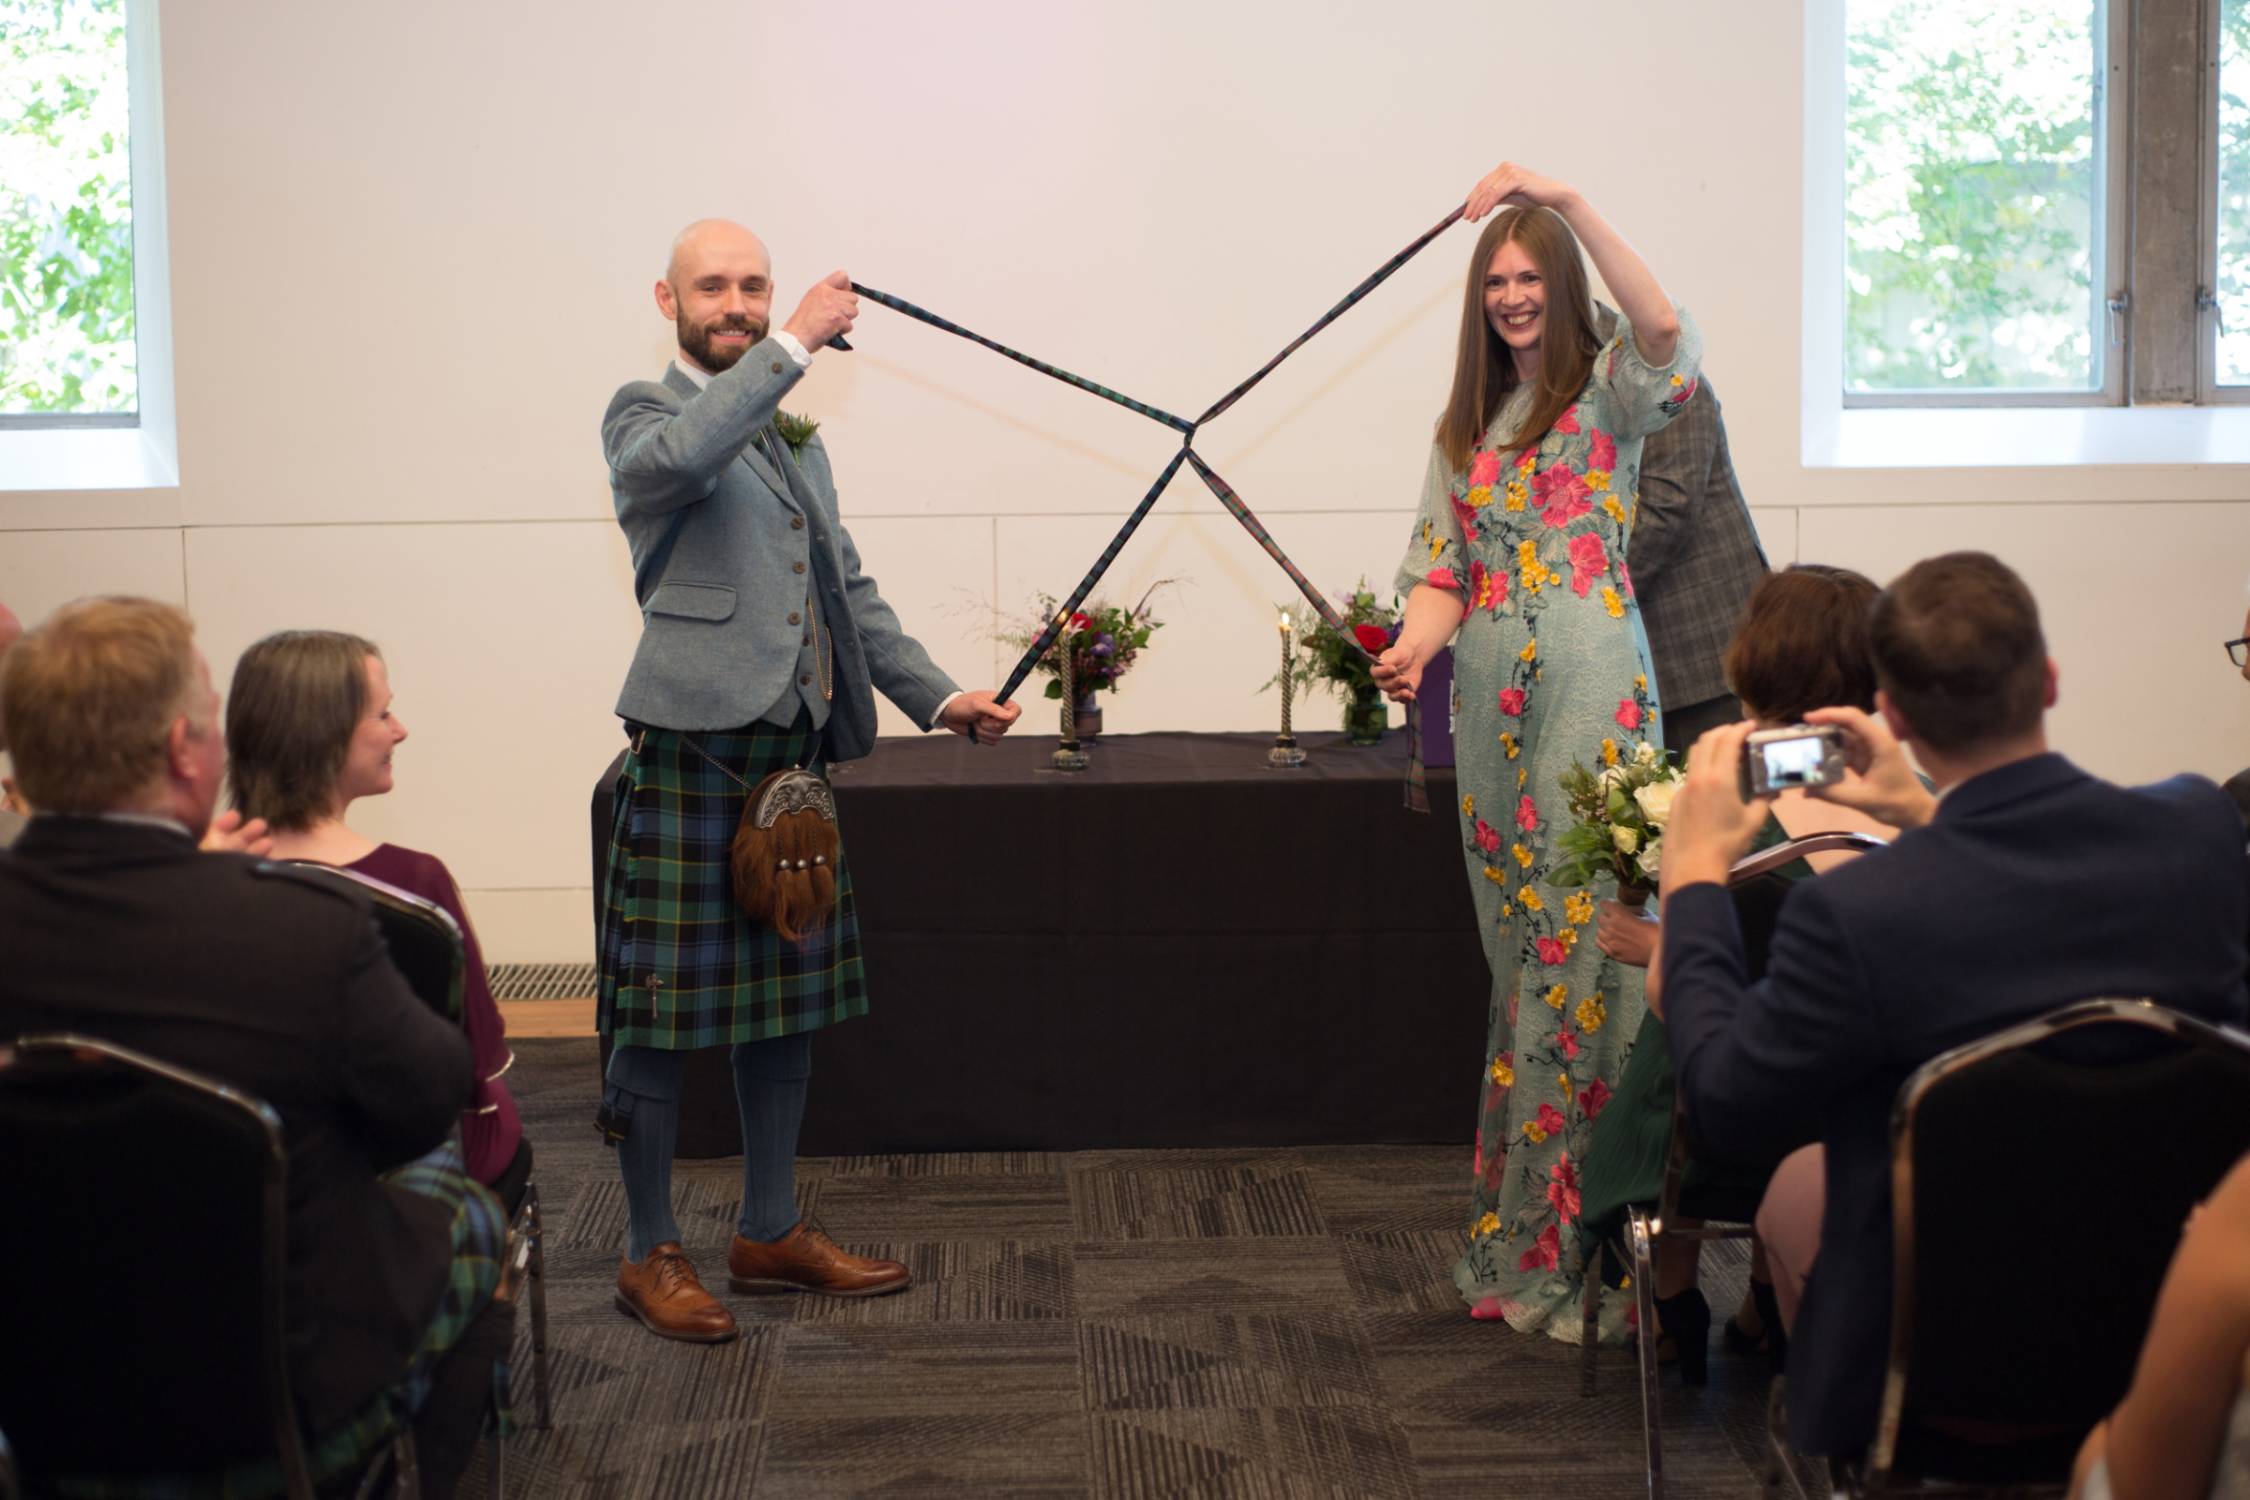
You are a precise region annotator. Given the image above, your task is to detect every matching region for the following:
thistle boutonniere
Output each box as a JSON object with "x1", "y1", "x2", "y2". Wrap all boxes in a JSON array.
[{"x1": 775, "y1": 411, "x2": 820, "y2": 465}]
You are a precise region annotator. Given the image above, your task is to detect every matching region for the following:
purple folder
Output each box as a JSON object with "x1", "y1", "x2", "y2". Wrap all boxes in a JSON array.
[{"x1": 1418, "y1": 646, "x2": 1455, "y2": 768}]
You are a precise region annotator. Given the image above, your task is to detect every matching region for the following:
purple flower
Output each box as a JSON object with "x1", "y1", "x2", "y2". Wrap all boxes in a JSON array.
[{"x1": 1091, "y1": 640, "x2": 1114, "y2": 658}]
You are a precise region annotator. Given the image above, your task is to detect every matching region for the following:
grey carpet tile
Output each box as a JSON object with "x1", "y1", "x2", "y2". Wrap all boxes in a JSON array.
[
  {"x1": 472, "y1": 1037, "x2": 1774, "y2": 1497},
  {"x1": 1070, "y1": 1164, "x2": 1328, "y2": 1240},
  {"x1": 1078, "y1": 1312, "x2": 1385, "y2": 1412},
  {"x1": 1087, "y1": 1407, "x2": 1421, "y2": 1500}
]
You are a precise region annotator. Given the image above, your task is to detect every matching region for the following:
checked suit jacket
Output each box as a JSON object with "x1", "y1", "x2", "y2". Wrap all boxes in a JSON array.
[
  {"x1": 602, "y1": 340, "x2": 958, "y2": 759},
  {"x1": 1596, "y1": 308, "x2": 1769, "y2": 714}
]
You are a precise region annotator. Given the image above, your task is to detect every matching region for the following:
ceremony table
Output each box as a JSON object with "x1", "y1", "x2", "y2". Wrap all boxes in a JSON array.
[{"x1": 593, "y1": 730, "x2": 1488, "y2": 1155}]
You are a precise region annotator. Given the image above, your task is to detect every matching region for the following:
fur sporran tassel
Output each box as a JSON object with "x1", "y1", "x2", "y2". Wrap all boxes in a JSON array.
[{"x1": 729, "y1": 768, "x2": 840, "y2": 943}]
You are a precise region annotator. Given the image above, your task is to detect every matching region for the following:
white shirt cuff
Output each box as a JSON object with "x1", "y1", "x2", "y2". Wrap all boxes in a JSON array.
[
  {"x1": 771, "y1": 329, "x2": 813, "y2": 369},
  {"x1": 929, "y1": 690, "x2": 964, "y2": 730}
]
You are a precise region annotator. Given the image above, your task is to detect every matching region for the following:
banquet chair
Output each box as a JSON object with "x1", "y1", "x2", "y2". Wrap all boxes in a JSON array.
[
  {"x1": 1581, "y1": 830, "x2": 1890, "y2": 1500},
  {"x1": 284, "y1": 864, "x2": 555, "y2": 1446},
  {"x1": 0, "y1": 1034, "x2": 421, "y2": 1500},
  {"x1": 1765, "y1": 998, "x2": 2250, "y2": 1497}
]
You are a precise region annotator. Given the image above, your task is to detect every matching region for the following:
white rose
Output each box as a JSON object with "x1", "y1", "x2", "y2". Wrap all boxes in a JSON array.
[
  {"x1": 1633, "y1": 778, "x2": 1680, "y2": 828},
  {"x1": 1637, "y1": 835, "x2": 1663, "y2": 879},
  {"x1": 1635, "y1": 740, "x2": 1660, "y2": 767},
  {"x1": 1599, "y1": 766, "x2": 1629, "y2": 793},
  {"x1": 1612, "y1": 824, "x2": 1640, "y2": 855}
]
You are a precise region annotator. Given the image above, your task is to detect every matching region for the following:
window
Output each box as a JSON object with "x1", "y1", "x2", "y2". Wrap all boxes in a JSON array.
[
  {"x1": 0, "y1": 0, "x2": 135, "y2": 427},
  {"x1": 1840, "y1": 0, "x2": 2250, "y2": 410}
]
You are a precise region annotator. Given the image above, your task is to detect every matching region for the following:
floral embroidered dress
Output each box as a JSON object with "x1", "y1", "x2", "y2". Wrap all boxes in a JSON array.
[{"x1": 1394, "y1": 309, "x2": 1702, "y2": 1341}]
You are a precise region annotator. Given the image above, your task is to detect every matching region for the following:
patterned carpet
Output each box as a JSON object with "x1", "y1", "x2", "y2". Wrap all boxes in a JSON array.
[{"x1": 462, "y1": 1038, "x2": 1791, "y2": 1498}]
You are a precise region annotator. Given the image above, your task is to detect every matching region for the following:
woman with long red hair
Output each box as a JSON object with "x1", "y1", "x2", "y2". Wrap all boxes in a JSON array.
[{"x1": 1375, "y1": 162, "x2": 1701, "y2": 1342}]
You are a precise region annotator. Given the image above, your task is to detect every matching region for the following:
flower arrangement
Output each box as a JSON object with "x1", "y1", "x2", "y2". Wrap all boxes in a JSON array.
[
  {"x1": 1267, "y1": 581, "x2": 1401, "y2": 743},
  {"x1": 1545, "y1": 739, "x2": 1681, "y2": 901},
  {"x1": 1005, "y1": 582, "x2": 1171, "y2": 701}
]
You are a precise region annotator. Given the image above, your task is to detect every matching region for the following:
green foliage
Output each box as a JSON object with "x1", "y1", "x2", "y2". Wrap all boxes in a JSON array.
[
  {"x1": 1545, "y1": 744, "x2": 1680, "y2": 893},
  {"x1": 1845, "y1": 0, "x2": 2099, "y2": 391},
  {"x1": 1, "y1": 0, "x2": 135, "y2": 415},
  {"x1": 1003, "y1": 582, "x2": 1172, "y2": 700},
  {"x1": 2217, "y1": 0, "x2": 2250, "y2": 381},
  {"x1": 1265, "y1": 582, "x2": 1397, "y2": 701}
]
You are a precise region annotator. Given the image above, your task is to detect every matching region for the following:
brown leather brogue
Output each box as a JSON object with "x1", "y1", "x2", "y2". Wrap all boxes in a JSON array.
[
  {"x1": 615, "y1": 1242, "x2": 739, "y2": 1342},
  {"x1": 727, "y1": 1220, "x2": 911, "y2": 1297}
]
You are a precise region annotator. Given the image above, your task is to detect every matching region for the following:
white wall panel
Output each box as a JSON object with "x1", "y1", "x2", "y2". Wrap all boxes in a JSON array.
[{"x1": 0, "y1": 528, "x2": 185, "y2": 621}]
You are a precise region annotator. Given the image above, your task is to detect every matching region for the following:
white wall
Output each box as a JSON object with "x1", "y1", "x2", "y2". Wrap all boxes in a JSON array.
[{"x1": 4, "y1": 1, "x2": 2246, "y2": 959}]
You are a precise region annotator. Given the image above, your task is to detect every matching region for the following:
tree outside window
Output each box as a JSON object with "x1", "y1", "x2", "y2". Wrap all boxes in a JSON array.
[
  {"x1": 0, "y1": 0, "x2": 134, "y2": 419},
  {"x1": 1845, "y1": 0, "x2": 2103, "y2": 395}
]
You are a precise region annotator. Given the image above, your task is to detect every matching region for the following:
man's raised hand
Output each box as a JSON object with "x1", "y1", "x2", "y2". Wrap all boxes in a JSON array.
[
  {"x1": 1804, "y1": 705, "x2": 1937, "y2": 830},
  {"x1": 783, "y1": 270, "x2": 858, "y2": 352}
]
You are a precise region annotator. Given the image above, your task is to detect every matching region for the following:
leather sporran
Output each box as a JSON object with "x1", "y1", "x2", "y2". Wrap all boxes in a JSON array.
[{"x1": 730, "y1": 767, "x2": 839, "y2": 942}]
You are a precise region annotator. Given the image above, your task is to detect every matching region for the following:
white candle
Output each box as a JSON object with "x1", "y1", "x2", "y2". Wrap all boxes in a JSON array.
[{"x1": 1278, "y1": 611, "x2": 1294, "y2": 738}]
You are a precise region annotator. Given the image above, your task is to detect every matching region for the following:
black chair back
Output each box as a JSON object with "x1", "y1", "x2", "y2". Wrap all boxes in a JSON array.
[
  {"x1": 1876, "y1": 999, "x2": 2250, "y2": 1484},
  {"x1": 285, "y1": 863, "x2": 465, "y2": 1023},
  {"x1": 0, "y1": 1035, "x2": 311, "y2": 1494}
]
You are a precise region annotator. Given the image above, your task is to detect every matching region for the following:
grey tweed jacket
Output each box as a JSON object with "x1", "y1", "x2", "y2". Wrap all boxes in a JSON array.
[
  {"x1": 1623, "y1": 360, "x2": 1769, "y2": 711},
  {"x1": 602, "y1": 342, "x2": 958, "y2": 760}
]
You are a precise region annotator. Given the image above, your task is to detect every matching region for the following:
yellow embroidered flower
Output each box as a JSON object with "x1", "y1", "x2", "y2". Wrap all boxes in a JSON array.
[
  {"x1": 1482, "y1": 864, "x2": 1506, "y2": 884},
  {"x1": 1670, "y1": 373, "x2": 1686, "y2": 388},
  {"x1": 1517, "y1": 767, "x2": 1528, "y2": 789},
  {"x1": 1512, "y1": 842, "x2": 1533, "y2": 868},
  {"x1": 1517, "y1": 885, "x2": 1545, "y2": 912},
  {"x1": 1490, "y1": 1057, "x2": 1514, "y2": 1087},
  {"x1": 1501, "y1": 902, "x2": 1513, "y2": 917},
  {"x1": 1576, "y1": 995, "x2": 1608, "y2": 1034},
  {"x1": 1602, "y1": 586, "x2": 1625, "y2": 619},
  {"x1": 1474, "y1": 1211, "x2": 1501, "y2": 1237},
  {"x1": 1518, "y1": 449, "x2": 1536, "y2": 472},
  {"x1": 1461, "y1": 793, "x2": 1475, "y2": 816},
  {"x1": 1558, "y1": 926, "x2": 1580, "y2": 950},
  {"x1": 1585, "y1": 468, "x2": 1611, "y2": 492},
  {"x1": 1601, "y1": 737, "x2": 1620, "y2": 766},
  {"x1": 1517, "y1": 539, "x2": 1539, "y2": 569},
  {"x1": 1429, "y1": 533, "x2": 1446, "y2": 562},
  {"x1": 1467, "y1": 484, "x2": 1493, "y2": 508},
  {"x1": 1500, "y1": 733, "x2": 1520, "y2": 761},
  {"x1": 1564, "y1": 890, "x2": 1596, "y2": 926},
  {"x1": 1602, "y1": 494, "x2": 1627, "y2": 524},
  {"x1": 1519, "y1": 639, "x2": 1538, "y2": 663},
  {"x1": 1504, "y1": 478, "x2": 1529, "y2": 511},
  {"x1": 1543, "y1": 983, "x2": 1569, "y2": 1010},
  {"x1": 1558, "y1": 1072, "x2": 1571, "y2": 1094},
  {"x1": 1522, "y1": 1119, "x2": 1549, "y2": 1144},
  {"x1": 1636, "y1": 673, "x2": 1647, "y2": 691}
]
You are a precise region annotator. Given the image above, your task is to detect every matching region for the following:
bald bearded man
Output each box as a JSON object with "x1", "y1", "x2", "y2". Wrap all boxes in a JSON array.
[{"x1": 596, "y1": 220, "x2": 1020, "y2": 1343}]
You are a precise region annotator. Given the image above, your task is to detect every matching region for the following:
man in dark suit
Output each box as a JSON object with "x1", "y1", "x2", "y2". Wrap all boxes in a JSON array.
[
  {"x1": 1651, "y1": 552, "x2": 2250, "y2": 1460},
  {"x1": 0, "y1": 597, "x2": 502, "y2": 1491}
]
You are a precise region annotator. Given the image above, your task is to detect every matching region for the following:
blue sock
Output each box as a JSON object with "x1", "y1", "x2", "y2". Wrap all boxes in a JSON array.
[
  {"x1": 603, "y1": 1044, "x2": 684, "y2": 1261},
  {"x1": 732, "y1": 1031, "x2": 813, "y2": 1243}
]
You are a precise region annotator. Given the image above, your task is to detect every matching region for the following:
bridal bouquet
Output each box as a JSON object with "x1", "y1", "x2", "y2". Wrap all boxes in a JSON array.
[{"x1": 1545, "y1": 739, "x2": 1681, "y2": 901}]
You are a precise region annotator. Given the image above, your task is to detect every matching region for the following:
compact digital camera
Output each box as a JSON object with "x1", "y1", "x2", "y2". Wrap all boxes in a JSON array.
[{"x1": 1740, "y1": 723, "x2": 1846, "y2": 799}]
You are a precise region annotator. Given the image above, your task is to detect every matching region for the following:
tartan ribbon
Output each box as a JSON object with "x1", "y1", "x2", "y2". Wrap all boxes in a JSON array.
[{"x1": 857, "y1": 202, "x2": 1468, "y2": 727}]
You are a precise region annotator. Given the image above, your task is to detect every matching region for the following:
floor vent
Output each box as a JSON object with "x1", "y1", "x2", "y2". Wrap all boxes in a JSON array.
[{"x1": 488, "y1": 962, "x2": 598, "y2": 1001}]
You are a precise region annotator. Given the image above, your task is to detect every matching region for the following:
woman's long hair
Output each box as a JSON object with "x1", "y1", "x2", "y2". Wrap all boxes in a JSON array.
[
  {"x1": 1434, "y1": 205, "x2": 1602, "y2": 476},
  {"x1": 226, "y1": 629, "x2": 380, "y2": 832}
]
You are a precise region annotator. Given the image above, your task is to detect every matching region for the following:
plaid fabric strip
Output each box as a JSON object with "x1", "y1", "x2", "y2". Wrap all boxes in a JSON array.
[
  {"x1": 996, "y1": 446, "x2": 1191, "y2": 703},
  {"x1": 852, "y1": 283, "x2": 1195, "y2": 434},
  {"x1": 57, "y1": 1146, "x2": 505, "y2": 1500},
  {"x1": 1182, "y1": 450, "x2": 1359, "y2": 639},
  {"x1": 597, "y1": 719, "x2": 868, "y2": 1050},
  {"x1": 1194, "y1": 205, "x2": 1466, "y2": 426}
]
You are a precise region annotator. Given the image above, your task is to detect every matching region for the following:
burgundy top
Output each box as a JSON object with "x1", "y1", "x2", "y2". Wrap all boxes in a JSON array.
[{"x1": 347, "y1": 843, "x2": 523, "y2": 1185}]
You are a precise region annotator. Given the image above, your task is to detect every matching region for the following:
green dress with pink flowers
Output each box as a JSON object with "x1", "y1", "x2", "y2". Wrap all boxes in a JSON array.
[{"x1": 1394, "y1": 310, "x2": 1702, "y2": 1342}]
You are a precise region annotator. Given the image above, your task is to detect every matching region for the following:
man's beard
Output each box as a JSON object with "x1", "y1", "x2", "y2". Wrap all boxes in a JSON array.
[{"x1": 677, "y1": 311, "x2": 767, "y2": 372}]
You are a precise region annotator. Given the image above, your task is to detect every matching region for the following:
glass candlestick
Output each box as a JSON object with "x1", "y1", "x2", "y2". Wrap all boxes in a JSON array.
[
  {"x1": 1052, "y1": 616, "x2": 1088, "y2": 772},
  {"x1": 1269, "y1": 609, "x2": 1305, "y2": 769}
]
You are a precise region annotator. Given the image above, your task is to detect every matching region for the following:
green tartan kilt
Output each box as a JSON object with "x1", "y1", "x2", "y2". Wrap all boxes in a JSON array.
[{"x1": 597, "y1": 715, "x2": 868, "y2": 1050}]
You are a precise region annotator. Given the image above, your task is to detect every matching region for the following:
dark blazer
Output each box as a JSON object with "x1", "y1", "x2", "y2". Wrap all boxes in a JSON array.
[
  {"x1": 602, "y1": 349, "x2": 957, "y2": 756},
  {"x1": 1662, "y1": 754, "x2": 2250, "y2": 1457},
  {"x1": 0, "y1": 817, "x2": 474, "y2": 1432}
]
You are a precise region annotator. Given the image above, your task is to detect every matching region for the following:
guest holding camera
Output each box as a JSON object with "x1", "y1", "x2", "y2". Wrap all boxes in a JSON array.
[
  {"x1": 1652, "y1": 551, "x2": 2249, "y2": 1461},
  {"x1": 227, "y1": 630, "x2": 529, "y2": 1208},
  {"x1": 1580, "y1": 564, "x2": 1895, "y2": 1380}
]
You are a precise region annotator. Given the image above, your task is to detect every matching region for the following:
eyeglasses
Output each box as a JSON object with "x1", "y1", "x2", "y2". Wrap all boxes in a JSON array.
[{"x1": 2230, "y1": 637, "x2": 2250, "y2": 668}]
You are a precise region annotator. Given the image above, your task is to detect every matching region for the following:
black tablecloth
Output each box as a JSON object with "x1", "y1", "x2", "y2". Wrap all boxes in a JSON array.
[{"x1": 593, "y1": 730, "x2": 1489, "y2": 1154}]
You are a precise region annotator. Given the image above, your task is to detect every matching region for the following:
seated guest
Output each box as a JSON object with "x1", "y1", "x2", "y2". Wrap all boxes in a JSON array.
[
  {"x1": 1583, "y1": 563, "x2": 1897, "y2": 1380},
  {"x1": 0, "y1": 598, "x2": 507, "y2": 1497},
  {"x1": 2229, "y1": 584, "x2": 2250, "y2": 827},
  {"x1": 1653, "y1": 551, "x2": 2250, "y2": 1462},
  {"x1": 225, "y1": 630, "x2": 528, "y2": 1209},
  {"x1": 2070, "y1": 1149, "x2": 2250, "y2": 1500}
]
